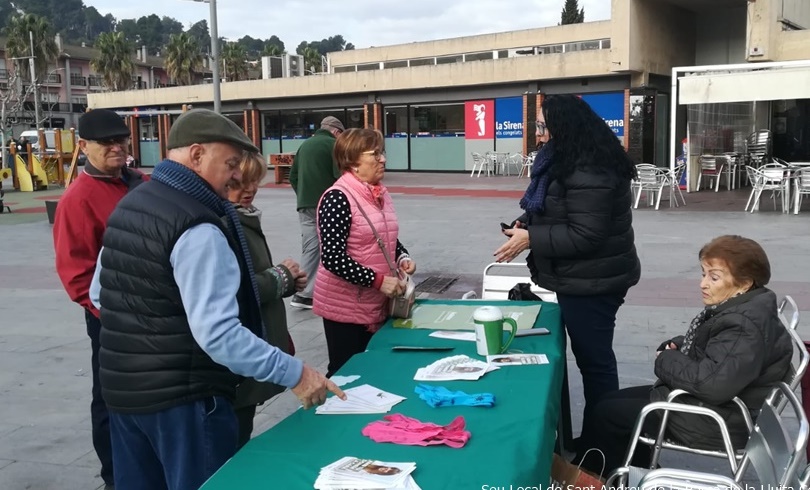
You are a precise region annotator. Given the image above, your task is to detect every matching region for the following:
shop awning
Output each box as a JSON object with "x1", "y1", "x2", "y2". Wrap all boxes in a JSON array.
[{"x1": 679, "y1": 66, "x2": 810, "y2": 104}]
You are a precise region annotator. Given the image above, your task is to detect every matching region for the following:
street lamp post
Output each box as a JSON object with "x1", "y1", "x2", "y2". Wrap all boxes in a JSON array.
[
  {"x1": 187, "y1": 0, "x2": 221, "y2": 113},
  {"x1": 28, "y1": 31, "x2": 40, "y2": 127}
]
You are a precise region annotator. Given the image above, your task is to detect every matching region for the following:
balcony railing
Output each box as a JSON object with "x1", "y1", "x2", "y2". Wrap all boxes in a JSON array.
[
  {"x1": 88, "y1": 75, "x2": 104, "y2": 87},
  {"x1": 70, "y1": 74, "x2": 87, "y2": 86},
  {"x1": 43, "y1": 73, "x2": 62, "y2": 84}
]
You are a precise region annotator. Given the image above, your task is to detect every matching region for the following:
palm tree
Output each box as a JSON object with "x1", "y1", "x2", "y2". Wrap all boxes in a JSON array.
[
  {"x1": 222, "y1": 42, "x2": 248, "y2": 82},
  {"x1": 4, "y1": 14, "x2": 59, "y2": 81},
  {"x1": 164, "y1": 33, "x2": 203, "y2": 86},
  {"x1": 261, "y1": 44, "x2": 284, "y2": 57},
  {"x1": 91, "y1": 32, "x2": 135, "y2": 91},
  {"x1": 302, "y1": 46, "x2": 322, "y2": 74}
]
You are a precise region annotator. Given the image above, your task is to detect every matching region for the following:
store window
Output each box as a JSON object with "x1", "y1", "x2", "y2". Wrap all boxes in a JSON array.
[
  {"x1": 383, "y1": 106, "x2": 409, "y2": 137},
  {"x1": 410, "y1": 103, "x2": 464, "y2": 136}
]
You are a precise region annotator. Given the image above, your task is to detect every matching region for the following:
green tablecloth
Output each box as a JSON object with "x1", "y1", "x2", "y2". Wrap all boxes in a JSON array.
[{"x1": 201, "y1": 299, "x2": 564, "y2": 489}]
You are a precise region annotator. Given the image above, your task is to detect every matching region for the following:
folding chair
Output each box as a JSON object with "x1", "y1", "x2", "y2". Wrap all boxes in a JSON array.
[{"x1": 462, "y1": 262, "x2": 557, "y2": 303}]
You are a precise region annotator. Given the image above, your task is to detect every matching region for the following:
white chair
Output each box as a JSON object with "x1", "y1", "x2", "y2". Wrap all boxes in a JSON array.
[
  {"x1": 632, "y1": 164, "x2": 669, "y2": 210},
  {"x1": 745, "y1": 165, "x2": 788, "y2": 213},
  {"x1": 696, "y1": 155, "x2": 726, "y2": 192},
  {"x1": 518, "y1": 153, "x2": 535, "y2": 178},
  {"x1": 793, "y1": 168, "x2": 810, "y2": 215},
  {"x1": 668, "y1": 162, "x2": 686, "y2": 207},
  {"x1": 470, "y1": 152, "x2": 491, "y2": 177},
  {"x1": 615, "y1": 382, "x2": 809, "y2": 490},
  {"x1": 462, "y1": 262, "x2": 557, "y2": 303}
]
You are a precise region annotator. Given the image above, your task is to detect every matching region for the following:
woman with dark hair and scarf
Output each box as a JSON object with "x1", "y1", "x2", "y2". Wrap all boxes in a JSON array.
[
  {"x1": 494, "y1": 94, "x2": 641, "y2": 444},
  {"x1": 576, "y1": 235, "x2": 792, "y2": 474}
]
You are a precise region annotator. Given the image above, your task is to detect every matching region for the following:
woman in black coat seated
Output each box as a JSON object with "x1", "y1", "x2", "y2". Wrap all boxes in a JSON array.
[
  {"x1": 495, "y1": 94, "x2": 641, "y2": 440},
  {"x1": 577, "y1": 235, "x2": 793, "y2": 474}
]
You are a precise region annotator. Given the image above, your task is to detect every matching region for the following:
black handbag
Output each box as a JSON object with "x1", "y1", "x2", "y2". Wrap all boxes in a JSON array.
[{"x1": 508, "y1": 283, "x2": 542, "y2": 301}]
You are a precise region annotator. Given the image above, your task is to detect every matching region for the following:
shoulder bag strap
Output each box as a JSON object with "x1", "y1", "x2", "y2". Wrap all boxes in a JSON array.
[{"x1": 341, "y1": 188, "x2": 398, "y2": 276}]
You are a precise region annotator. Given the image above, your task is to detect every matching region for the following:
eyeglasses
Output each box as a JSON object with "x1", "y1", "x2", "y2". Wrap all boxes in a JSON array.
[
  {"x1": 535, "y1": 121, "x2": 547, "y2": 135},
  {"x1": 92, "y1": 137, "x2": 130, "y2": 148},
  {"x1": 362, "y1": 149, "x2": 386, "y2": 162}
]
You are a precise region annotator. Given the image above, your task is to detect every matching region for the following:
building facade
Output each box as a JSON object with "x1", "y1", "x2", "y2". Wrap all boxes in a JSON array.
[{"x1": 85, "y1": 0, "x2": 810, "y2": 171}]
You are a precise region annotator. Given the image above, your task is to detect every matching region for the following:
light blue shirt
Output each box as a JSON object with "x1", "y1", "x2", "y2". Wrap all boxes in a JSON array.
[{"x1": 90, "y1": 223, "x2": 303, "y2": 388}]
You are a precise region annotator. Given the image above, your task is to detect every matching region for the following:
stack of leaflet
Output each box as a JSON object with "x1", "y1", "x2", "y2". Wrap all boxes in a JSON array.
[
  {"x1": 413, "y1": 355, "x2": 494, "y2": 381},
  {"x1": 314, "y1": 457, "x2": 420, "y2": 490},
  {"x1": 316, "y1": 384, "x2": 406, "y2": 415}
]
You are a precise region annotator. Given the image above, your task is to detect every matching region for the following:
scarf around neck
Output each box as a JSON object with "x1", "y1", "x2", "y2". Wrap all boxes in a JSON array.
[
  {"x1": 679, "y1": 288, "x2": 760, "y2": 355},
  {"x1": 519, "y1": 139, "x2": 556, "y2": 214},
  {"x1": 152, "y1": 159, "x2": 264, "y2": 335}
]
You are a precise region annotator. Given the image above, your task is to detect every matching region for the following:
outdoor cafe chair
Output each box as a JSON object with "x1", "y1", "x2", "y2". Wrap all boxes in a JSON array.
[
  {"x1": 745, "y1": 165, "x2": 788, "y2": 213},
  {"x1": 518, "y1": 152, "x2": 535, "y2": 178},
  {"x1": 470, "y1": 152, "x2": 491, "y2": 177},
  {"x1": 607, "y1": 382, "x2": 809, "y2": 490},
  {"x1": 793, "y1": 168, "x2": 810, "y2": 215},
  {"x1": 696, "y1": 155, "x2": 728, "y2": 192},
  {"x1": 632, "y1": 164, "x2": 669, "y2": 210}
]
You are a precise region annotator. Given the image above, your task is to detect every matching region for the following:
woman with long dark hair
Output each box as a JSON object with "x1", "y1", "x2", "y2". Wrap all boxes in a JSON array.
[{"x1": 494, "y1": 94, "x2": 641, "y2": 443}]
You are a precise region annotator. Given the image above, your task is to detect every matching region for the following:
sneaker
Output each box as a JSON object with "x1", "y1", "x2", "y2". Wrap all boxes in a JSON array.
[{"x1": 290, "y1": 294, "x2": 313, "y2": 309}]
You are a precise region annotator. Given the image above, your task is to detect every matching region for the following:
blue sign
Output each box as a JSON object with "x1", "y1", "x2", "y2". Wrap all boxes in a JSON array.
[
  {"x1": 495, "y1": 97, "x2": 524, "y2": 139},
  {"x1": 580, "y1": 92, "x2": 625, "y2": 137}
]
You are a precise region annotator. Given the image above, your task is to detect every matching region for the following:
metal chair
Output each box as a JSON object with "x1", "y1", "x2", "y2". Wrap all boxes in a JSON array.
[
  {"x1": 461, "y1": 262, "x2": 557, "y2": 303},
  {"x1": 668, "y1": 162, "x2": 686, "y2": 207},
  {"x1": 470, "y1": 152, "x2": 491, "y2": 177},
  {"x1": 627, "y1": 382, "x2": 809, "y2": 490},
  {"x1": 777, "y1": 295, "x2": 809, "y2": 392},
  {"x1": 696, "y1": 155, "x2": 726, "y2": 192},
  {"x1": 745, "y1": 165, "x2": 788, "y2": 213},
  {"x1": 632, "y1": 164, "x2": 669, "y2": 210},
  {"x1": 518, "y1": 153, "x2": 535, "y2": 178},
  {"x1": 793, "y1": 168, "x2": 810, "y2": 215}
]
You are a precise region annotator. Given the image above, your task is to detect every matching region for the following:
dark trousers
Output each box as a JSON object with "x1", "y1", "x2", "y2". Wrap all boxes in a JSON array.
[
  {"x1": 556, "y1": 291, "x2": 626, "y2": 426},
  {"x1": 86, "y1": 310, "x2": 114, "y2": 485},
  {"x1": 234, "y1": 404, "x2": 257, "y2": 450},
  {"x1": 323, "y1": 319, "x2": 374, "y2": 377},
  {"x1": 577, "y1": 385, "x2": 660, "y2": 475},
  {"x1": 109, "y1": 396, "x2": 238, "y2": 490}
]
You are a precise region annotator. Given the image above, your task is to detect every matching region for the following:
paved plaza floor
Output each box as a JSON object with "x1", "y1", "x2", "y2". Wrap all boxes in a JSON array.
[{"x1": 0, "y1": 171, "x2": 808, "y2": 489}]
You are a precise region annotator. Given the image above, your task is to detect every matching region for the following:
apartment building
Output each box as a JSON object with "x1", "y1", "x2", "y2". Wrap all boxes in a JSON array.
[{"x1": 86, "y1": 0, "x2": 810, "y2": 171}]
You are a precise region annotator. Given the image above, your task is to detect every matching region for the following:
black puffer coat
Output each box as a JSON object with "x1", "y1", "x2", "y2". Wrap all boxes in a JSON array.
[
  {"x1": 521, "y1": 159, "x2": 640, "y2": 296},
  {"x1": 651, "y1": 288, "x2": 792, "y2": 450}
]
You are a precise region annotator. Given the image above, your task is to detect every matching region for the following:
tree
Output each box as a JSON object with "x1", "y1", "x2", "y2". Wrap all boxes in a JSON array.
[
  {"x1": 160, "y1": 16, "x2": 184, "y2": 50},
  {"x1": 83, "y1": 7, "x2": 115, "y2": 42},
  {"x1": 116, "y1": 19, "x2": 139, "y2": 45},
  {"x1": 221, "y1": 42, "x2": 248, "y2": 81},
  {"x1": 135, "y1": 14, "x2": 163, "y2": 54},
  {"x1": 4, "y1": 14, "x2": 60, "y2": 81},
  {"x1": 236, "y1": 35, "x2": 263, "y2": 58},
  {"x1": 91, "y1": 31, "x2": 135, "y2": 91},
  {"x1": 262, "y1": 44, "x2": 284, "y2": 57},
  {"x1": 265, "y1": 35, "x2": 284, "y2": 54},
  {"x1": 302, "y1": 46, "x2": 322, "y2": 74},
  {"x1": 186, "y1": 20, "x2": 211, "y2": 54},
  {"x1": 164, "y1": 32, "x2": 203, "y2": 86},
  {"x1": 560, "y1": 0, "x2": 585, "y2": 25}
]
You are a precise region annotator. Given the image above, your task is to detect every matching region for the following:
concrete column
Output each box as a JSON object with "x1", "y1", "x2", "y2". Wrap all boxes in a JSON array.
[{"x1": 64, "y1": 57, "x2": 73, "y2": 128}]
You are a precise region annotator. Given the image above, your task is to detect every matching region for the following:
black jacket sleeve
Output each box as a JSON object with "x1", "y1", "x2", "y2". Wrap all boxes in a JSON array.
[
  {"x1": 528, "y1": 170, "x2": 616, "y2": 259},
  {"x1": 654, "y1": 313, "x2": 766, "y2": 405}
]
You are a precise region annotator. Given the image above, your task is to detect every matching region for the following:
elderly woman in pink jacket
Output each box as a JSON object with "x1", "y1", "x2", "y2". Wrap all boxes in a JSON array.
[{"x1": 313, "y1": 128, "x2": 415, "y2": 376}]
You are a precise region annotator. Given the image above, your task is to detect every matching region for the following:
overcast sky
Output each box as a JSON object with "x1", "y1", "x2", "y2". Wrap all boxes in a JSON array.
[{"x1": 82, "y1": 0, "x2": 611, "y2": 49}]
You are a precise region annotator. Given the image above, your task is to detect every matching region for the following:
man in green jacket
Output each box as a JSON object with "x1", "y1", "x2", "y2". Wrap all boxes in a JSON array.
[{"x1": 289, "y1": 116, "x2": 344, "y2": 308}]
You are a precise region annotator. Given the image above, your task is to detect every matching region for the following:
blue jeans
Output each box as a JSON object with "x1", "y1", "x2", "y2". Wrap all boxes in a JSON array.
[{"x1": 109, "y1": 396, "x2": 238, "y2": 490}]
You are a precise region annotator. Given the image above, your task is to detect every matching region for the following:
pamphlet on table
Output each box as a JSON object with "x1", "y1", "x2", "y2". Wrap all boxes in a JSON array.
[
  {"x1": 316, "y1": 384, "x2": 406, "y2": 415},
  {"x1": 413, "y1": 355, "x2": 496, "y2": 381},
  {"x1": 314, "y1": 456, "x2": 420, "y2": 489}
]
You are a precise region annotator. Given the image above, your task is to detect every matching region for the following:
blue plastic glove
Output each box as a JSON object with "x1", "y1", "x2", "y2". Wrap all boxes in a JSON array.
[{"x1": 414, "y1": 384, "x2": 495, "y2": 408}]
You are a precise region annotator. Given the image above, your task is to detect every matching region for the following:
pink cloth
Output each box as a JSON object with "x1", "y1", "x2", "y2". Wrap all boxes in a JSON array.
[
  {"x1": 313, "y1": 172, "x2": 399, "y2": 332},
  {"x1": 361, "y1": 414, "x2": 471, "y2": 448}
]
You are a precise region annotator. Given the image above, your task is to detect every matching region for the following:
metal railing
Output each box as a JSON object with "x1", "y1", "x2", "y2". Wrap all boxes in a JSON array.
[
  {"x1": 70, "y1": 74, "x2": 87, "y2": 86},
  {"x1": 88, "y1": 75, "x2": 103, "y2": 87}
]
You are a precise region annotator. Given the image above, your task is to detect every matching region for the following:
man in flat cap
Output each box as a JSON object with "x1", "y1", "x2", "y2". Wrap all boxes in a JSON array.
[
  {"x1": 89, "y1": 109, "x2": 344, "y2": 490},
  {"x1": 52, "y1": 108, "x2": 146, "y2": 489},
  {"x1": 289, "y1": 115, "x2": 345, "y2": 309}
]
